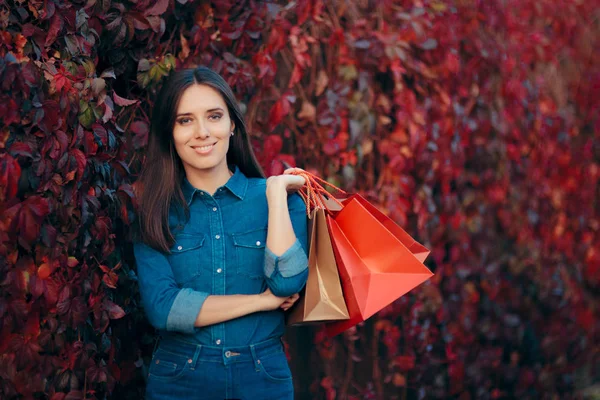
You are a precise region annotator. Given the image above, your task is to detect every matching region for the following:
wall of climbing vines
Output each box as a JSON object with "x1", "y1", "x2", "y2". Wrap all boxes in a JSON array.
[{"x1": 0, "y1": 0, "x2": 598, "y2": 398}]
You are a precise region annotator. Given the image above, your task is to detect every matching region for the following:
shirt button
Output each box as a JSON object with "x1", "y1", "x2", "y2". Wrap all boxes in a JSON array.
[
  {"x1": 216, "y1": 339, "x2": 221, "y2": 345},
  {"x1": 200, "y1": 192, "x2": 204, "y2": 195},
  {"x1": 215, "y1": 235, "x2": 221, "y2": 240},
  {"x1": 177, "y1": 245, "x2": 183, "y2": 250},
  {"x1": 256, "y1": 241, "x2": 261, "y2": 246},
  {"x1": 216, "y1": 268, "x2": 222, "y2": 273},
  {"x1": 213, "y1": 207, "x2": 217, "y2": 212},
  {"x1": 225, "y1": 351, "x2": 231, "y2": 358}
]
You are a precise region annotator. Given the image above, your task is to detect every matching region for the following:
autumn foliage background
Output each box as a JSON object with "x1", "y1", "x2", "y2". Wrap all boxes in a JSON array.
[{"x1": 0, "y1": 0, "x2": 599, "y2": 399}]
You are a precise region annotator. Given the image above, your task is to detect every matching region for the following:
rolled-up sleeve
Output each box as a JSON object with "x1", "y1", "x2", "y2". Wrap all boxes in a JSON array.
[
  {"x1": 133, "y1": 241, "x2": 209, "y2": 334},
  {"x1": 264, "y1": 192, "x2": 309, "y2": 297}
]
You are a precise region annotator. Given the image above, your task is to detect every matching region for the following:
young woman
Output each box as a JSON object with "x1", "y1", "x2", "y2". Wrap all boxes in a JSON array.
[{"x1": 134, "y1": 66, "x2": 309, "y2": 400}]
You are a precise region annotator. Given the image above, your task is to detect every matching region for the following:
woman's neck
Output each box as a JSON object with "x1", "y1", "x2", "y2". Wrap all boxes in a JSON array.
[{"x1": 185, "y1": 163, "x2": 233, "y2": 195}]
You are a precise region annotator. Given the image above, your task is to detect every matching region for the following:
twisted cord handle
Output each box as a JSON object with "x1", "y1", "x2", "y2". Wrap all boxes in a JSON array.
[{"x1": 287, "y1": 169, "x2": 346, "y2": 215}]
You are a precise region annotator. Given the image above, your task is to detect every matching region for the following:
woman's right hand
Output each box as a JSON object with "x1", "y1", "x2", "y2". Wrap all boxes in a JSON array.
[{"x1": 258, "y1": 288, "x2": 294, "y2": 312}]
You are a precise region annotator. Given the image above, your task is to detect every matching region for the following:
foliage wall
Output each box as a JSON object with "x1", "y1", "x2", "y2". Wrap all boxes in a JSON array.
[{"x1": 0, "y1": 0, "x2": 598, "y2": 399}]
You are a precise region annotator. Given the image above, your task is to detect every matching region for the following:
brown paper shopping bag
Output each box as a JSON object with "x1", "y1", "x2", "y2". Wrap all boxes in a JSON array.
[{"x1": 286, "y1": 206, "x2": 349, "y2": 325}]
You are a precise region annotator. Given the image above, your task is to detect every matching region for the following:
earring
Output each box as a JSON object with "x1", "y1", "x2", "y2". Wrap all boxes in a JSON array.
[{"x1": 230, "y1": 131, "x2": 234, "y2": 136}]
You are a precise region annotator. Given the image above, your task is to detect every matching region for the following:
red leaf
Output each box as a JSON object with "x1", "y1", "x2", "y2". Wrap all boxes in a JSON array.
[
  {"x1": 130, "y1": 120, "x2": 149, "y2": 149},
  {"x1": 92, "y1": 124, "x2": 108, "y2": 146},
  {"x1": 0, "y1": 97, "x2": 19, "y2": 125},
  {"x1": 144, "y1": 0, "x2": 169, "y2": 16},
  {"x1": 45, "y1": 13, "x2": 64, "y2": 46},
  {"x1": 9, "y1": 142, "x2": 34, "y2": 158},
  {"x1": 0, "y1": 153, "x2": 21, "y2": 202},
  {"x1": 57, "y1": 286, "x2": 72, "y2": 315},
  {"x1": 322, "y1": 139, "x2": 339, "y2": 156},
  {"x1": 102, "y1": 272, "x2": 118, "y2": 289},
  {"x1": 576, "y1": 307, "x2": 594, "y2": 331},
  {"x1": 104, "y1": 300, "x2": 125, "y2": 319},
  {"x1": 128, "y1": 12, "x2": 151, "y2": 30},
  {"x1": 268, "y1": 93, "x2": 295, "y2": 131},
  {"x1": 252, "y1": 51, "x2": 276, "y2": 82},
  {"x1": 70, "y1": 149, "x2": 86, "y2": 178},
  {"x1": 65, "y1": 390, "x2": 83, "y2": 400},
  {"x1": 5, "y1": 196, "x2": 50, "y2": 249},
  {"x1": 24, "y1": 311, "x2": 40, "y2": 338},
  {"x1": 288, "y1": 63, "x2": 303, "y2": 88},
  {"x1": 263, "y1": 135, "x2": 283, "y2": 159},
  {"x1": 37, "y1": 263, "x2": 54, "y2": 280},
  {"x1": 395, "y1": 355, "x2": 416, "y2": 371}
]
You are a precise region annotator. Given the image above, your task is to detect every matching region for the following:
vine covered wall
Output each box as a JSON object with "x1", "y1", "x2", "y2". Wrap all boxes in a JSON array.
[{"x1": 0, "y1": 0, "x2": 598, "y2": 399}]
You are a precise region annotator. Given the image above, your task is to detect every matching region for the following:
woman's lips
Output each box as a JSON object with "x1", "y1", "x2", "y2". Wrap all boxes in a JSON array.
[{"x1": 191, "y1": 143, "x2": 216, "y2": 155}]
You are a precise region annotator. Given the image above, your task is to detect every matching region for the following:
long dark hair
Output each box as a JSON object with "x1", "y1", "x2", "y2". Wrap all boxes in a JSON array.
[{"x1": 136, "y1": 67, "x2": 265, "y2": 252}]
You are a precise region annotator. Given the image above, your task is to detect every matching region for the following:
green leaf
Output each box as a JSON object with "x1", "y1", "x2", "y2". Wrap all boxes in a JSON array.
[
  {"x1": 149, "y1": 64, "x2": 167, "y2": 83},
  {"x1": 91, "y1": 78, "x2": 106, "y2": 96},
  {"x1": 78, "y1": 101, "x2": 95, "y2": 128},
  {"x1": 82, "y1": 59, "x2": 96, "y2": 77},
  {"x1": 338, "y1": 65, "x2": 358, "y2": 81},
  {"x1": 164, "y1": 54, "x2": 176, "y2": 70},
  {"x1": 137, "y1": 72, "x2": 151, "y2": 88}
]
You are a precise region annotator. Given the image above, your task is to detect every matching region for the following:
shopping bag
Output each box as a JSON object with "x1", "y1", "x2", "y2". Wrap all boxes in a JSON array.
[
  {"x1": 324, "y1": 194, "x2": 433, "y2": 337},
  {"x1": 287, "y1": 204, "x2": 349, "y2": 325}
]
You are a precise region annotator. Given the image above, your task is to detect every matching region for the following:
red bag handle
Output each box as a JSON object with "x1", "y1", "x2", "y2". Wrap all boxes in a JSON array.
[{"x1": 287, "y1": 169, "x2": 347, "y2": 215}]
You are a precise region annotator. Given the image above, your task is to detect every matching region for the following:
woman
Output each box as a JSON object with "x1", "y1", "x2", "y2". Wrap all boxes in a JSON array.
[{"x1": 134, "y1": 66, "x2": 309, "y2": 400}]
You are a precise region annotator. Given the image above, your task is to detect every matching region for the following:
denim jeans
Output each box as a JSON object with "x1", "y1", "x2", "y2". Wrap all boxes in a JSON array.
[{"x1": 146, "y1": 336, "x2": 294, "y2": 400}]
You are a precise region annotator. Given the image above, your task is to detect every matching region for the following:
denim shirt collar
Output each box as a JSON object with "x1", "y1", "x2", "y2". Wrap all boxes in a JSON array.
[{"x1": 182, "y1": 165, "x2": 248, "y2": 205}]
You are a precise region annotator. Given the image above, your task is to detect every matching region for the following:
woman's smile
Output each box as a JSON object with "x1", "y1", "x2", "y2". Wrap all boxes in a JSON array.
[{"x1": 190, "y1": 142, "x2": 217, "y2": 155}]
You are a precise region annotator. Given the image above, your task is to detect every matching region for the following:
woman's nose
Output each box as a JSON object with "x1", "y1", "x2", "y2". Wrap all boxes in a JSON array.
[{"x1": 194, "y1": 121, "x2": 210, "y2": 139}]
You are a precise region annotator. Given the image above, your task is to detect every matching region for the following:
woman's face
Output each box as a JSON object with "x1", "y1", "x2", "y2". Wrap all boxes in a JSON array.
[{"x1": 172, "y1": 84, "x2": 235, "y2": 176}]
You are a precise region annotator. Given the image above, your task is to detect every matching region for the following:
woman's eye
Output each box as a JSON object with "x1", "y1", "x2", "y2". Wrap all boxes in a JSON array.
[
  {"x1": 177, "y1": 118, "x2": 192, "y2": 124},
  {"x1": 208, "y1": 114, "x2": 222, "y2": 121}
]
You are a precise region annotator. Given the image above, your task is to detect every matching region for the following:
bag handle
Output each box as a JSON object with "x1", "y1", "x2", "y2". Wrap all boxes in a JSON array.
[{"x1": 286, "y1": 168, "x2": 347, "y2": 215}]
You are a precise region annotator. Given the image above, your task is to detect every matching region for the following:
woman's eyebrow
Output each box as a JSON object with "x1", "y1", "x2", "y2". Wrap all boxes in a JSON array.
[{"x1": 175, "y1": 107, "x2": 224, "y2": 118}]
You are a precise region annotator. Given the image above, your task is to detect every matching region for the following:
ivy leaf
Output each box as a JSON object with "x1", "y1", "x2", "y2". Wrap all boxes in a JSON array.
[
  {"x1": 5, "y1": 196, "x2": 50, "y2": 250},
  {"x1": 45, "y1": 13, "x2": 64, "y2": 46},
  {"x1": 100, "y1": 69, "x2": 116, "y2": 79},
  {"x1": 113, "y1": 92, "x2": 138, "y2": 107},
  {"x1": 91, "y1": 78, "x2": 106, "y2": 96},
  {"x1": 92, "y1": 124, "x2": 108, "y2": 147},
  {"x1": 104, "y1": 300, "x2": 125, "y2": 319},
  {"x1": 0, "y1": 153, "x2": 21, "y2": 203},
  {"x1": 78, "y1": 101, "x2": 96, "y2": 129},
  {"x1": 144, "y1": 0, "x2": 170, "y2": 16},
  {"x1": 70, "y1": 149, "x2": 87, "y2": 179},
  {"x1": 130, "y1": 120, "x2": 149, "y2": 149},
  {"x1": 268, "y1": 92, "x2": 296, "y2": 131}
]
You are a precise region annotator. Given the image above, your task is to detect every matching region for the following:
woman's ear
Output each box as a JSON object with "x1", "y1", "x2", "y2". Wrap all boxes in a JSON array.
[{"x1": 230, "y1": 121, "x2": 236, "y2": 134}]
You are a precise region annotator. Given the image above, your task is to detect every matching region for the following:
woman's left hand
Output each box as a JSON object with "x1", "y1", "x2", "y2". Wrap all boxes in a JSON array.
[
  {"x1": 279, "y1": 293, "x2": 300, "y2": 311},
  {"x1": 266, "y1": 168, "x2": 307, "y2": 196}
]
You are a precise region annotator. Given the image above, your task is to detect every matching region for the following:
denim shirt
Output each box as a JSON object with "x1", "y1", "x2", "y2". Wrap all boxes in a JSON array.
[{"x1": 133, "y1": 166, "x2": 309, "y2": 347}]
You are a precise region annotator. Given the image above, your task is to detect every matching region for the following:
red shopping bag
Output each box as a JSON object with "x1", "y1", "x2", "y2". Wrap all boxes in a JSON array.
[
  {"x1": 288, "y1": 170, "x2": 433, "y2": 337},
  {"x1": 324, "y1": 194, "x2": 433, "y2": 337}
]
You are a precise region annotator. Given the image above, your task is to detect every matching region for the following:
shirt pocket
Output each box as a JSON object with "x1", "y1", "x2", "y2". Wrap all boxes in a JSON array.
[
  {"x1": 232, "y1": 227, "x2": 267, "y2": 279},
  {"x1": 167, "y1": 234, "x2": 206, "y2": 283}
]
